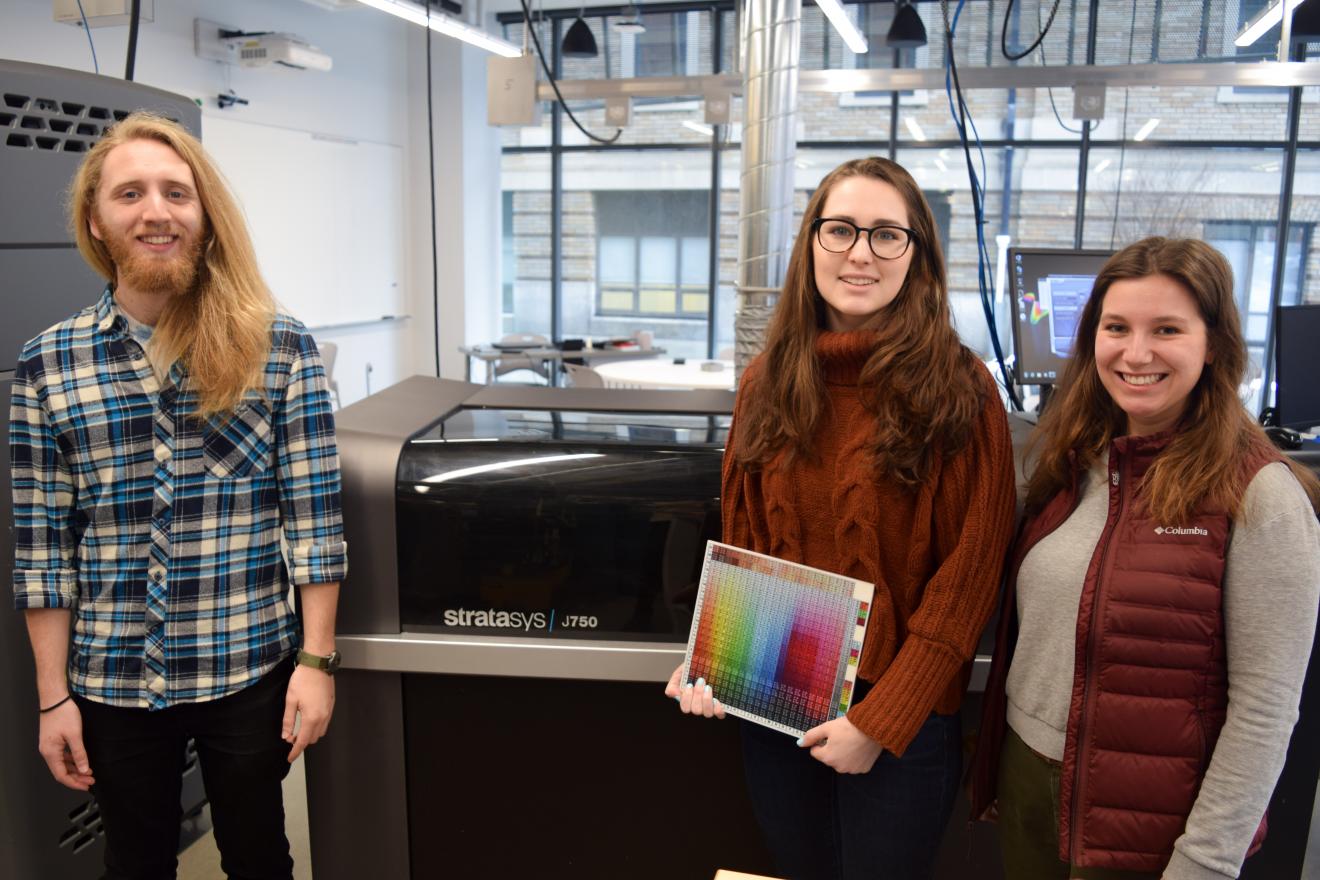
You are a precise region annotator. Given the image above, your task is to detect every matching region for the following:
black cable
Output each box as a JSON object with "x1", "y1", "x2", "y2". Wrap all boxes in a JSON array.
[
  {"x1": 1033, "y1": 5, "x2": 1085, "y2": 136},
  {"x1": 942, "y1": 0, "x2": 1022, "y2": 411},
  {"x1": 426, "y1": 2, "x2": 441, "y2": 376},
  {"x1": 124, "y1": 0, "x2": 140, "y2": 80},
  {"x1": 517, "y1": 0, "x2": 622, "y2": 145},
  {"x1": 1000, "y1": 0, "x2": 1063, "y2": 62},
  {"x1": 75, "y1": 0, "x2": 99, "y2": 74}
]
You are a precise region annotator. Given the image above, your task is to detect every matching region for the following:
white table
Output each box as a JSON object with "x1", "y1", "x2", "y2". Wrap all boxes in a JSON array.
[{"x1": 592, "y1": 358, "x2": 736, "y2": 390}]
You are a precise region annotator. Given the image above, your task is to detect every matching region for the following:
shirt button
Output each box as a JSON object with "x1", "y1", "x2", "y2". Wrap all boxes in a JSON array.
[{"x1": 151, "y1": 571, "x2": 164, "y2": 583}]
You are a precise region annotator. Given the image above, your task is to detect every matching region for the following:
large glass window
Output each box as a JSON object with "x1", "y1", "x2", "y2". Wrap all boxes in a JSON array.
[
  {"x1": 494, "y1": 0, "x2": 1312, "y2": 380},
  {"x1": 561, "y1": 151, "x2": 715, "y2": 358},
  {"x1": 500, "y1": 152, "x2": 552, "y2": 338}
]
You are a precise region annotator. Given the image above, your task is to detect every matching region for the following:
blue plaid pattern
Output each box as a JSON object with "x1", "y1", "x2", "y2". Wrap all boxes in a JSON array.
[{"x1": 11, "y1": 288, "x2": 347, "y2": 709}]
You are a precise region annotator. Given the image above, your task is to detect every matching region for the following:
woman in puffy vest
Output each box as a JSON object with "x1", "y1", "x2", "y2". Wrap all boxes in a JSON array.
[
  {"x1": 970, "y1": 237, "x2": 1320, "y2": 879},
  {"x1": 664, "y1": 157, "x2": 1018, "y2": 879}
]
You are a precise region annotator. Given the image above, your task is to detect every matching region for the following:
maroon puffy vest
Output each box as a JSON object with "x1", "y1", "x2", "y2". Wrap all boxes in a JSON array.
[{"x1": 971, "y1": 432, "x2": 1278, "y2": 872}]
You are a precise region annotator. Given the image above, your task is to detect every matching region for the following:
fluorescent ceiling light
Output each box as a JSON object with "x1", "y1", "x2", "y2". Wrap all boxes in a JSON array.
[
  {"x1": 816, "y1": 0, "x2": 869, "y2": 54},
  {"x1": 1093, "y1": 159, "x2": 1111, "y2": 173},
  {"x1": 355, "y1": 0, "x2": 521, "y2": 57},
  {"x1": 1133, "y1": 117, "x2": 1160, "y2": 141},
  {"x1": 683, "y1": 120, "x2": 714, "y2": 136},
  {"x1": 1235, "y1": 0, "x2": 1308, "y2": 46},
  {"x1": 904, "y1": 116, "x2": 926, "y2": 141}
]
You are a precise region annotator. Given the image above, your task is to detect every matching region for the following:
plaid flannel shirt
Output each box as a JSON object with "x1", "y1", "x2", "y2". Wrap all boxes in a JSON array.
[{"x1": 10, "y1": 288, "x2": 347, "y2": 709}]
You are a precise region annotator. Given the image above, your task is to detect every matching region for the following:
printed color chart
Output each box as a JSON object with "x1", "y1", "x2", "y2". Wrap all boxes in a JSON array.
[{"x1": 682, "y1": 542, "x2": 873, "y2": 738}]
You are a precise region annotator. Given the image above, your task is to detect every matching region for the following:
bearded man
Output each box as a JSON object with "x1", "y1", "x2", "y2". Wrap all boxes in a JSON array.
[{"x1": 9, "y1": 112, "x2": 347, "y2": 880}]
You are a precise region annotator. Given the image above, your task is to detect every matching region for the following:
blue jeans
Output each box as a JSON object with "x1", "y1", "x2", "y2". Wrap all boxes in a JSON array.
[{"x1": 741, "y1": 709, "x2": 961, "y2": 880}]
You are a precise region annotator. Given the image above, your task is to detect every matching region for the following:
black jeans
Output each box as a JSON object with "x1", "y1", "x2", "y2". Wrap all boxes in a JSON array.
[
  {"x1": 741, "y1": 709, "x2": 962, "y2": 880},
  {"x1": 75, "y1": 656, "x2": 296, "y2": 880}
]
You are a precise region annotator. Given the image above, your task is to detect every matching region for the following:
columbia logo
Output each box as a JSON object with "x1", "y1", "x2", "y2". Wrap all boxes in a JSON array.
[{"x1": 1155, "y1": 526, "x2": 1208, "y2": 536}]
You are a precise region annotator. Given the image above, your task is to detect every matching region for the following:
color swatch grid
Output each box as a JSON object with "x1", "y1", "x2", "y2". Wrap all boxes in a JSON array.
[{"x1": 682, "y1": 542, "x2": 873, "y2": 738}]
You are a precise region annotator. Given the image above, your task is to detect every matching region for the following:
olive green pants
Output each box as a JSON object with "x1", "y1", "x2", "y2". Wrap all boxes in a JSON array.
[{"x1": 997, "y1": 727, "x2": 1162, "y2": 880}]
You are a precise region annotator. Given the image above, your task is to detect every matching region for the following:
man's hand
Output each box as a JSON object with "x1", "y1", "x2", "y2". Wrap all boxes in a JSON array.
[
  {"x1": 38, "y1": 699, "x2": 95, "y2": 791},
  {"x1": 799, "y1": 715, "x2": 883, "y2": 774},
  {"x1": 281, "y1": 665, "x2": 335, "y2": 762}
]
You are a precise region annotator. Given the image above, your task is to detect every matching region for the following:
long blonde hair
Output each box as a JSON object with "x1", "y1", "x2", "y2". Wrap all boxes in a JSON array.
[
  {"x1": 70, "y1": 112, "x2": 275, "y2": 418},
  {"x1": 735, "y1": 157, "x2": 985, "y2": 486},
  {"x1": 1027, "y1": 237, "x2": 1320, "y2": 521}
]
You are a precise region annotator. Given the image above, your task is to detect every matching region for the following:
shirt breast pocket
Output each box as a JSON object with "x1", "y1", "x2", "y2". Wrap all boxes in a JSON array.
[{"x1": 204, "y1": 399, "x2": 274, "y2": 479}]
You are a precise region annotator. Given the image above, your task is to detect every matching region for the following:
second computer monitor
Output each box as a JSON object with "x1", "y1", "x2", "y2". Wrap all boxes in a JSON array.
[{"x1": 1010, "y1": 247, "x2": 1113, "y2": 385}]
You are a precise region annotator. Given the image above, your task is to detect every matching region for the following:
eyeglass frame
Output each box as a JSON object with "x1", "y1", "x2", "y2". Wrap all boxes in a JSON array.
[{"x1": 810, "y1": 217, "x2": 918, "y2": 261}]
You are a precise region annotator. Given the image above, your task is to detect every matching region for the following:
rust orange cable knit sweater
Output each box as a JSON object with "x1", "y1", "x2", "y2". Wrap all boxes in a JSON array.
[{"x1": 722, "y1": 330, "x2": 1017, "y2": 755}]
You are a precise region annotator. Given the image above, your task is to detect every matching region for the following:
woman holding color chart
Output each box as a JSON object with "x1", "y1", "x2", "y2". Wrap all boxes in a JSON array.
[{"x1": 665, "y1": 156, "x2": 1017, "y2": 880}]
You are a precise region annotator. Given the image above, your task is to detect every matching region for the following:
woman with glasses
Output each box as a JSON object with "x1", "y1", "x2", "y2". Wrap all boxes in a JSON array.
[
  {"x1": 969, "y1": 238, "x2": 1320, "y2": 879},
  {"x1": 665, "y1": 156, "x2": 1017, "y2": 879}
]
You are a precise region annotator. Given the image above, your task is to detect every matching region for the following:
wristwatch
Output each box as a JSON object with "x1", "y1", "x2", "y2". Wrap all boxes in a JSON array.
[{"x1": 296, "y1": 648, "x2": 342, "y2": 675}]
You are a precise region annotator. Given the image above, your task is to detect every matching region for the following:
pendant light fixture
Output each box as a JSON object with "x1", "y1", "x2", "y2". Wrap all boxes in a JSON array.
[
  {"x1": 615, "y1": 2, "x2": 646, "y2": 35},
  {"x1": 886, "y1": 0, "x2": 927, "y2": 48},
  {"x1": 562, "y1": 6, "x2": 598, "y2": 58}
]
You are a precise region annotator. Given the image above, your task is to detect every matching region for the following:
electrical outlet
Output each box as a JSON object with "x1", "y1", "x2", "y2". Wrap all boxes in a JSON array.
[{"x1": 194, "y1": 18, "x2": 238, "y2": 63}]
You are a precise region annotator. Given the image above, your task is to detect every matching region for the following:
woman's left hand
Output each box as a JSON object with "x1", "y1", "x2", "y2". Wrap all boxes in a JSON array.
[{"x1": 799, "y1": 715, "x2": 883, "y2": 774}]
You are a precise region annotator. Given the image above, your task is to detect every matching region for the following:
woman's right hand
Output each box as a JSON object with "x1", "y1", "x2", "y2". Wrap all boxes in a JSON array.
[{"x1": 665, "y1": 664, "x2": 726, "y2": 719}]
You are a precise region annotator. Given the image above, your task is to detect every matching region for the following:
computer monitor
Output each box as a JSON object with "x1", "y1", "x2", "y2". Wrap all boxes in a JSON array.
[
  {"x1": 1275, "y1": 303, "x2": 1320, "y2": 430},
  {"x1": 1009, "y1": 248, "x2": 1113, "y2": 385}
]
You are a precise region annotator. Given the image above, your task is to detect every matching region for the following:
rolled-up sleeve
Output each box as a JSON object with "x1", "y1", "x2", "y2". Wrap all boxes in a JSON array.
[
  {"x1": 274, "y1": 329, "x2": 348, "y2": 586},
  {"x1": 10, "y1": 348, "x2": 81, "y2": 609}
]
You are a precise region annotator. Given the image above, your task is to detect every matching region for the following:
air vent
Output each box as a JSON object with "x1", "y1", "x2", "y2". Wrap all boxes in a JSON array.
[
  {"x1": 35, "y1": 136, "x2": 59, "y2": 150},
  {"x1": 49, "y1": 119, "x2": 71, "y2": 133},
  {"x1": 20, "y1": 115, "x2": 44, "y2": 130},
  {"x1": 241, "y1": 47, "x2": 269, "y2": 61},
  {"x1": 35, "y1": 97, "x2": 59, "y2": 112},
  {"x1": 61, "y1": 799, "x2": 103, "y2": 853},
  {"x1": 76, "y1": 122, "x2": 97, "y2": 136},
  {"x1": 88, "y1": 106, "x2": 109, "y2": 119},
  {"x1": 0, "y1": 113, "x2": 14, "y2": 126},
  {"x1": 62, "y1": 101, "x2": 85, "y2": 116},
  {"x1": 4, "y1": 93, "x2": 29, "y2": 109},
  {"x1": 112, "y1": 109, "x2": 129, "y2": 121},
  {"x1": 64, "y1": 140, "x2": 87, "y2": 152},
  {"x1": 6, "y1": 133, "x2": 31, "y2": 147}
]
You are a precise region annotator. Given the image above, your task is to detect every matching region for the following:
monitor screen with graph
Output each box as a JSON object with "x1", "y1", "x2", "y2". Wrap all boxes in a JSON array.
[{"x1": 1010, "y1": 248, "x2": 1113, "y2": 385}]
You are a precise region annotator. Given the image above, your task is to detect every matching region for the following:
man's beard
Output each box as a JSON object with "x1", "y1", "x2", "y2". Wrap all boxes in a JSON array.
[{"x1": 99, "y1": 222, "x2": 204, "y2": 297}]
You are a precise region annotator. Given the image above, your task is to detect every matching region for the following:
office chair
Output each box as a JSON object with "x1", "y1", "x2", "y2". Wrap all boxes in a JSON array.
[
  {"x1": 493, "y1": 333, "x2": 552, "y2": 384},
  {"x1": 563, "y1": 363, "x2": 605, "y2": 388}
]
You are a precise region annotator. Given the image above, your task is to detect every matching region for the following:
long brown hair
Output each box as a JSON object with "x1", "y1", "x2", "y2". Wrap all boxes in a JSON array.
[
  {"x1": 1026, "y1": 236, "x2": 1320, "y2": 521},
  {"x1": 735, "y1": 157, "x2": 985, "y2": 486},
  {"x1": 70, "y1": 112, "x2": 276, "y2": 418}
]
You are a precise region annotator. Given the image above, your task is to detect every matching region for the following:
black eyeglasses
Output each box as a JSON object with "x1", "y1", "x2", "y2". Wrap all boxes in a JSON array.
[{"x1": 812, "y1": 218, "x2": 917, "y2": 260}]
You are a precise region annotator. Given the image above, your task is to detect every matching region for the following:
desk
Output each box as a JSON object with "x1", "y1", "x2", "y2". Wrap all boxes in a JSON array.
[
  {"x1": 459, "y1": 345, "x2": 664, "y2": 386},
  {"x1": 594, "y1": 358, "x2": 736, "y2": 390}
]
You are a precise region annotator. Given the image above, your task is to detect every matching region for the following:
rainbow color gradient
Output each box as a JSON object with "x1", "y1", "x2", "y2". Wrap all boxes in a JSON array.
[
  {"x1": 1023, "y1": 292, "x2": 1049, "y2": 325},
  {"x1": 682, "y1": 542, "x2": 873, "y2": 737}
]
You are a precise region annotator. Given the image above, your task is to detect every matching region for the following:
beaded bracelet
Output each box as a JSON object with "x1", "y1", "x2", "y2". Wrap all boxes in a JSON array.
[{"x1": 39, "y1": 695, "x2": 72, "y2": 714}]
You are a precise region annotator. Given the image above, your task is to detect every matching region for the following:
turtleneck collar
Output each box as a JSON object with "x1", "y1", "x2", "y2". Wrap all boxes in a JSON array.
[{"x1": 816, "y1": 329, "x2": 880, "y2": 386}]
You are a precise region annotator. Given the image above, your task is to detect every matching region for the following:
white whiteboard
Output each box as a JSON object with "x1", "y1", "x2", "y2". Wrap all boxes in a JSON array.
[{"x1": 202, "y1": 116, "x2": 405, "y2": 328}]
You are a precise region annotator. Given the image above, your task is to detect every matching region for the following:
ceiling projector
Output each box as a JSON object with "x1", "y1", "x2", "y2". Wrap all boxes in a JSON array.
[{"x1": 222, "y1": 32, "x2": 333, "y2": 71}]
